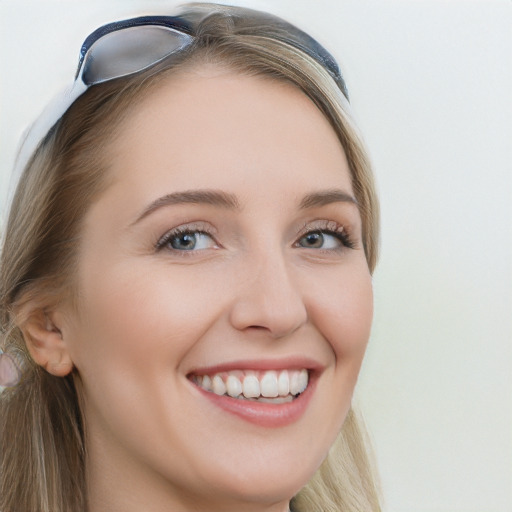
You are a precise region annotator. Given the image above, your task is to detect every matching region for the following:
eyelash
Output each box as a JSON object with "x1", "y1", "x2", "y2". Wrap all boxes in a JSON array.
[
  {"x1": 156, "y1": 226, "x2": 216, "y2": 253},
  {"x1": 155, "y1": 221, "x2": 356, "y2": 254},
  {"x1": 295, "y1": 221, "x2": 356, "y2": 251}
]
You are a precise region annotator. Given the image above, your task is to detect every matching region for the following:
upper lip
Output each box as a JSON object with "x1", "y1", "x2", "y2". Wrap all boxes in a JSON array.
[{"x1": 187, "y1": 356, "x2": 325, "y2": 376}]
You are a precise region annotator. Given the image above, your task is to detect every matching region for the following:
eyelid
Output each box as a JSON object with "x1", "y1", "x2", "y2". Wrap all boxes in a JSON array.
[
  {"x1": 295, "y1": 219, "x2": 357, "y2": 250},
  {"x1": 297, "y1": 219, "x2": 343, "y2": 235},
  {"x1": 153, "y1": 219, "x2": 357, "y2": 254},
  {"x1": 155, "y1": 222, "x2": 219, "y2": 251}
]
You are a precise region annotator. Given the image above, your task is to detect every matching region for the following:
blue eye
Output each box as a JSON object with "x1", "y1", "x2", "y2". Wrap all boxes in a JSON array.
[{"x1": 160, "y1": 230, "x2": 216, "y2": 251}]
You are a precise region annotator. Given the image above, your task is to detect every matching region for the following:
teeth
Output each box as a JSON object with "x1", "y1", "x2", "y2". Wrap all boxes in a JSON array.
[
  {"x1": 290, "y1": 368, "x2": 308, "y2": 395},
  {"x1": 202, "y1": 375, "x2": 212, "y2": 392},
  {"x1": 242, "y1": 375, "x2": 260, "y2": 398},
  {"x1": 298, "y1": 369, "x2": 308, "y2": 393},
  {"x1": 226, "y1": 375, "x2": 242, "y2": 398},
  {"x1": 260, "y1": 371, "x2": 279, "y2": 397},
  {"x1": 212, "y1": 375, "x2": 226, "y2": 395},
  {"x1": 277, "y1": 370, "x2": 290, "y2": 396},
  {"x1": 194, "y1": 369, "x2": 309, "y2": 400}
]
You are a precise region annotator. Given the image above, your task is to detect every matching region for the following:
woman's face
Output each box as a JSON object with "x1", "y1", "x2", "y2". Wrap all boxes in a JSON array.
[{"x1": 59, "y1": 66, "x2": 373, "y2": 511}]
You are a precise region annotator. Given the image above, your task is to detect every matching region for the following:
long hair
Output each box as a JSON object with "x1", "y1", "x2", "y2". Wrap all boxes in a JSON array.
[{"x1": 0, "y1": 4, "x2": 380, "y2": 511}]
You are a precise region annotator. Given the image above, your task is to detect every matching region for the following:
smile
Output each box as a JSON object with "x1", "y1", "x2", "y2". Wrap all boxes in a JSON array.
[
  {"x1": 187, "y1": 360, "x2": 320, "y2": 427},
  {"x1": 190, "y1": 369, "x2": 309, "y2": 403}
]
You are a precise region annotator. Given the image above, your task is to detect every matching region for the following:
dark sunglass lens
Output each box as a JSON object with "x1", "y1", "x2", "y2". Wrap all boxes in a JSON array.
[{"x1": 81, "y1": 25, "x2": 194, "y2": 85}]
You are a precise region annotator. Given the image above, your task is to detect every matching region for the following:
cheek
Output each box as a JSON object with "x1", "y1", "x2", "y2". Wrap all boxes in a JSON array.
[
  {"x1": 63, "y1": 263, "x2": 220, "y2": 450},
  {"x1": 65, "y1": 266, "x2": 189, "y2": 388},
  {"x1": 73, "y1": 278, "x2": 188, "y2": 360},
  {"x1": 296, "y1": 264, "x2": 373, "y2": 456},
  {"x1": 325, "y1": 270, "x2": 373, "y2": 402},
  {"x1": 67, "y1": 258, "x2": 227, "y2": 379},
  {"x1": 308, "y1": 265, "x2": 373, "y2": 364}
]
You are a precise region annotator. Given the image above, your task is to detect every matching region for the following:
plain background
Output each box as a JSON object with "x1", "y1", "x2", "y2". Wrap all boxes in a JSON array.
[{"x1": 0, "y1": 1, "x2": 511, "y2": 511}]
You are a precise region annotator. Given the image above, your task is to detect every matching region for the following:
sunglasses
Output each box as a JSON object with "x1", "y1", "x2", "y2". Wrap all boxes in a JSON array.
[
  {"x1": 78, "y1": 11, "x2": 347, "y2": 93},
  {"x1": 12, "y1": 7, "x2": 348, "y2": 193}
]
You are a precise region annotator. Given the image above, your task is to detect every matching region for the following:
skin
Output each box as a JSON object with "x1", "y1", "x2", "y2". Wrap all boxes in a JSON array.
[{"x1": 36, "y1": 66, "x2": 373, "y2": 512}]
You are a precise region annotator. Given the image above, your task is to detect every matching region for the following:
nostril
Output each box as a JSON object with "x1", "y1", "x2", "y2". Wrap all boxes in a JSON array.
[{"x1": 228, "y1": 268, "x2": 308, "y2": 337}]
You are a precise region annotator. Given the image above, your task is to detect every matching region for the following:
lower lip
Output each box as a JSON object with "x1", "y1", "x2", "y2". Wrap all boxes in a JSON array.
[{"x1": 193, "y1": 376, "x2": 316, "y2": 428}]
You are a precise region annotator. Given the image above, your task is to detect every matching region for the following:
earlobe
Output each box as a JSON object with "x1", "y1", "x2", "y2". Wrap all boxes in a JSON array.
[{"x1": 20, "y1": 309, "x2": 74, "y2": 377}]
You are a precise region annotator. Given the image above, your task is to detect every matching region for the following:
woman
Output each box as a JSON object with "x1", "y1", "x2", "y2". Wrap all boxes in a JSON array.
[{"x1": 0, "y1": 3, "x2": 380, "y2": 512}]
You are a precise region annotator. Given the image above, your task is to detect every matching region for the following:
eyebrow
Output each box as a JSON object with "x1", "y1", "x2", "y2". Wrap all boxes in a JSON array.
[
  {"x1": 133, "y1": 187, "x2": 358, "y2": 225},
  {"x1": 299, "y1": 189, "x2": 358, "y2": 209},
  {"x1": 133, "y1": 189, "x2": 240, "y2": 225}
]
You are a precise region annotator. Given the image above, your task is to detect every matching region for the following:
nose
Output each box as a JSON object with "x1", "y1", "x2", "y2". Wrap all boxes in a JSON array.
[{"x1": 228, "y1": 250, "x2": 308, "y2": 339}]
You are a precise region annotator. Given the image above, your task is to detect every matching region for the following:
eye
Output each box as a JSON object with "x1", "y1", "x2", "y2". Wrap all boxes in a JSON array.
[
  {"x1": 295, "y1": 223, "x2": 356, "y2": 251},
  {"x1": 298, "y1": 230, "x2": 343, "y2": 249},
  {"x1": 157, "y1": 229, "x2": 217, "y2": 252}
]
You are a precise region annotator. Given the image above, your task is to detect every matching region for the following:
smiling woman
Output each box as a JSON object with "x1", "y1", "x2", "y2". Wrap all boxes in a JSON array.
[{"x1": 0, "y1": 4, "x2": 380, "y2": 512}]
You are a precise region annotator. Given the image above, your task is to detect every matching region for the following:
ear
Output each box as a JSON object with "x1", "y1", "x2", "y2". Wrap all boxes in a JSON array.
[{"x1": 20, "y1": 308, "x2": 74, "y2": 377}]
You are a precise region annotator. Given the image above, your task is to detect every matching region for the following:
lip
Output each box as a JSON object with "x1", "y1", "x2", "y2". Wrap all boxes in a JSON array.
[
  {"x1": 188, "y1": 356, "x2": 324, "y2": 375},
  {"x1": 187, "y1": 357, "x2": 322, "y2": 428}
]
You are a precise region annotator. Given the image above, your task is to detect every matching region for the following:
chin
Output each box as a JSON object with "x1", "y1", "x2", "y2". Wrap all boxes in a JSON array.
[
  {"x1": 191, "y1": 444, "x2": 323, "y2": 507},
  {"x1": 202, "y1": 473, "x2": 308, "y2": 509}
]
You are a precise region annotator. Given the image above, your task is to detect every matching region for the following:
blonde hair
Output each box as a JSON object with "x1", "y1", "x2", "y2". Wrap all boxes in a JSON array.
[{"x1": 0, "y1": 4, "x2": 380, "y2": 511}]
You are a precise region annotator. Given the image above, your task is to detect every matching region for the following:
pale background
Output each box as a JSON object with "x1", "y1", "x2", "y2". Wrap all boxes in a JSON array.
[{"x1": 0, "y1": 1, "x2": 510, "y2": 511}]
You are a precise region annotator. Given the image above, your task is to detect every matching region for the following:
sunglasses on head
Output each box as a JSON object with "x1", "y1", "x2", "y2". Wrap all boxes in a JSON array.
[
  {"x1": 12, "y1": 7, "x2": 348, "y2": 193},
  {"x1": 78, "y1": 11, "x2": 347, "y2": 94}
]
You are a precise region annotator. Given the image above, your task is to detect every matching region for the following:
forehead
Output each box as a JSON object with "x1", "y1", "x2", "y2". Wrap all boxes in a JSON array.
[{"x1": 103, "y1": 66, "x2": 353, "y2": 200}]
